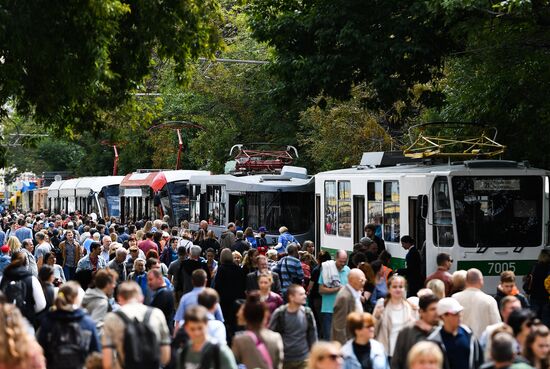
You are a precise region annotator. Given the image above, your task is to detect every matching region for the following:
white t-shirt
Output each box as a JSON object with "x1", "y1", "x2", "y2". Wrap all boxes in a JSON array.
[{"x1": 388, "y1": 303, "x2": 406, "y2": 356}]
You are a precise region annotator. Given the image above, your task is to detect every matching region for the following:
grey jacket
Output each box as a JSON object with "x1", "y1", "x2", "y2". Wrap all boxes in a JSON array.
[{"x1": 81, "y1": 287, "x2": 111, "y2": 335}]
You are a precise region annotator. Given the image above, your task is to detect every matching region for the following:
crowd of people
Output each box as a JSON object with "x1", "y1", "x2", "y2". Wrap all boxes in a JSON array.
[{"x1": 0, "y1": 212, "x2": 548, "y2": 369}]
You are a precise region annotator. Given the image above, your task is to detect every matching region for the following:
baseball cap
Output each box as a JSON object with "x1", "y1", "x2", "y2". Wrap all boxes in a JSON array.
[
  {"x1": 436, "y1": 297, "x2": 464, "y2": 316},
  {"x1": 259, "y1": 226, "x2": 267, "y2": 233},
  {"x1": 0, "y1": 245, "x2": 9, "y2": 253}
]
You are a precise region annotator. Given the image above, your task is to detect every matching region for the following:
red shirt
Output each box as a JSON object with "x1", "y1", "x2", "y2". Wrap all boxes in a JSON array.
[
  {"x1": 138, "y1": 239, "x2": 158, "y2": 256},
  {"x1": 425, "y1": 268, "x2": 453, "y2": 296}
]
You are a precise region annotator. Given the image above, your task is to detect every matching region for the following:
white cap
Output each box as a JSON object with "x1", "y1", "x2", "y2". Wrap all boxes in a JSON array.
[{"x1": 437, "y1": 297, "x2": 464, "y2": 316}]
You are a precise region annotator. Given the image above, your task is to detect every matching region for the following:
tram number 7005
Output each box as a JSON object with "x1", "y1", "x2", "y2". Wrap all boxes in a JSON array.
[{"x1": 488, "y1": 261, "x2": 516, "y2": 274}]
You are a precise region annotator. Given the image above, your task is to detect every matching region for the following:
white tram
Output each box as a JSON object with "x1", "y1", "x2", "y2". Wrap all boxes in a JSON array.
[
  {"x1": 187, "y1": 166, "x2": 314, "y2": 245},
  {"x1": 315, "y1": 152, "x2": 549, "y2": 291}
]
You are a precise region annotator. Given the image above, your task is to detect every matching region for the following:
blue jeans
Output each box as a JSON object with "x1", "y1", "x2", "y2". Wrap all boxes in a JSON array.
[
  {"x1": 63, "y1": 266, "x2": 76, "y2": 281},
  {"x1": 320, "y1": 312, "x2": 333, "y2": 340}
]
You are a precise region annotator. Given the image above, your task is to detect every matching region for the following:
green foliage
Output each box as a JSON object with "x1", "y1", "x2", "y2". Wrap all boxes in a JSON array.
[
  {"x1": 246, "y1": 0, "x2": 455, "y2": 109},
  {"x1": 0, "y1": 0, "x2": 222, "y2": 132},
  {"x1": 299, "y1": 86, "x2": 393, "y2": 172}
]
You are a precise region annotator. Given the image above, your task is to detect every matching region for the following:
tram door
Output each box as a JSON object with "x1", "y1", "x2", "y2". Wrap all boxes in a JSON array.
[
  {"x1": 353, "y1": 195, "x2": 365, "y2": 244},
  {"x1": 409, "y1": 196, "x2": 427, "y2": 276}
]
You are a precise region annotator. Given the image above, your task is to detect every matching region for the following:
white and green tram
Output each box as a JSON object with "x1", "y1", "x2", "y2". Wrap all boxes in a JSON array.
[{"x1": 315, "y1": 152, "x2": 549, "y2": 291}]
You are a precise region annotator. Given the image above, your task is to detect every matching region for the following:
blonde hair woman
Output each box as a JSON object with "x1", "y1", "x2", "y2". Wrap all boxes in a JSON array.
[
  {"x1": 6, "y1": 235, "x2": 21, "y2": 253},
  {"x1": 0, "y1": 303, "x2": 45, "y2": 369},
  {"x1": 308, "y1": 341, "x2": 343, "y2": 369},
  {"x1": 374, "y1": 275, "x2": 416, "y2": 358},
  {"x1": 426, "y1": 279, "x2": 445, "y2": 299},
  {"x1": 407, "y1": 341, "x2": 443, "y2": 369}
]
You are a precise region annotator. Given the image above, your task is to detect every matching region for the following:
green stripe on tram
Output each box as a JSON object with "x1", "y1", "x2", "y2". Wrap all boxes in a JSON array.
[{"x1": 456, "y1": 260, "x2": 537, "y2": 276}]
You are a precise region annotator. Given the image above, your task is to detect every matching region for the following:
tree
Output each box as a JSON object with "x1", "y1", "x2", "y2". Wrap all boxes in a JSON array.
[
  {"x1": 246, "y1": 0, "x2": 455, "y2": 109},
  {"x1": 0, "y1": 0, "x2": 222, "y2": 132}
]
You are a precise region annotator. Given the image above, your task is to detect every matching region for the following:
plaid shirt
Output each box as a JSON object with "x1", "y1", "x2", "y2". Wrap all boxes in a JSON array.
[{"x1": 273, "y1": 255, "x2": 304, "y2": 292}]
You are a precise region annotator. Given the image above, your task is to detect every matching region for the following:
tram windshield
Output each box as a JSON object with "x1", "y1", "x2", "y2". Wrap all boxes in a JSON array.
[
  {"x1": 452, "y1": 176, "x2": 542, "y2": 247},
  {"x1": 104, "y1": 185, "x2": 121, "y2": 218},
  {"x1": 246, "y1": 192, "x2": 313, "y2": 234},
  {"x1": 164, "y1": 181, "x2": 190, "y2": 224}
]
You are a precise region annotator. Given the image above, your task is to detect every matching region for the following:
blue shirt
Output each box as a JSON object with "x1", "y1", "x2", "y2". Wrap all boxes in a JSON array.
[
  {"x1": 276, "y1": 232, "x2": 298, "y2": 253},
  {"x1": 273, "y1": 255, "x2": 304, "y2": 292},
  {"x1": 0, "y1": 230, "x2": 5, "y2": 246},
  {"x1": 174, "y1": 287, "x2": 224, "y2": 323},
  {"x1": 14, "y1": 227, "x2": 32, "y2": 243},
  {"x1": 441, "y1": 326, "x2": 471, "y2": 369},
  {"x1": 318, "y1": 265, "x2": 350, "y2": 313}
]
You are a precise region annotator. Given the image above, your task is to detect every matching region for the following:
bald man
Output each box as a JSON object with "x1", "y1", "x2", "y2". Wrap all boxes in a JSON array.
[
  {"x1": 452, "y1": 268, "x2": 501, "y2": 339},
  {"x1": 331, "y1": 268, "x2": 366, "y2": 344}
]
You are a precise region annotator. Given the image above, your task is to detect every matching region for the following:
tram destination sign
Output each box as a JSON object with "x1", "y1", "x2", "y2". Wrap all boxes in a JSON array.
[{"x1": 474, "y1": 178, "x2": 520, "y2": 191}]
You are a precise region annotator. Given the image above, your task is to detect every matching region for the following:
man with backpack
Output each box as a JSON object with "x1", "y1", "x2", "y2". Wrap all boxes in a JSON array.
[
  {"x1": 102, "y1": 281, "x2": 171, "y2": 369},
  {"x1": 178, "y1": 305, "x2": 237, "y2": 369},
  {"x1": 269, "y1": 284, "x2": 318, "y2": 369}
]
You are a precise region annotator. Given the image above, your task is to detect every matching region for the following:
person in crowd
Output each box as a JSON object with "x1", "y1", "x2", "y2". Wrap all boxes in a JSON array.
[
  {"x1": 233, "y1": 250, "x2": 243, "y2": 266},
  {"x1": 257, "y1": 272, "x2": 284, "y2": 315},
  {"x1": 214, "y1": 248, "x2": 246, "y2": 342},
  {"x1": 20, "y1": 238, "x2": 38, "y2": 276},
  {"x1": 107, "y1": 247, "x2": 128, "y2": 283},
  {"x1": 219, "y1": 222, "x2": 237, "y2": 250},
  {"x1": 319, "y1": 249, "x2": 349, "y2": 339},
  {"x1": 332, "y1": 268, "x2": 366, "y2": 343},
  {"x1": 300, "y1": 252, "x2": 313, "y2": 288},
  {"x1": 0, "y1": 302, "x2": 46, "y2": 369},
  {"x1": 232, "y1": 291, "x2": 284, "y2": 369},
  {"x1": 451, "y1": 270, "x2": 467, "y2": 294},
  {"x1": 206, "y1": 248, "x2": 218, "y2": 279},
  {"x1": 256, "y1": 227, "x2": 269, "y2": 255},
  {"x1": 244, "y1": 227, "x2": 258, "y2": 249},
  {"x1": 523, "y1": 324, "x2": 550, "y2": 369},
  {"x1": 396, "y1": 235, "x2": 423, "y2": 297},
  {"x1": 526, "y1": 248, "x2": 550, "y2": 326},
  {"x1": 37, "y1": 281, "x2": 100, "y2": 369},
  {"x1": 365, "y1": 224, "x2": 385, "y2": 255},
  {"x1": 0, "y1": 251, "x2": 46, "y2": 327},
  {"x1": 307, "y1": 341, "x2": 343, "y2": 369},
  {"x1": 495, "y1": 270, "x2": 529, "y2": 309},
  {"x1": 178, "y1": 306, "x2": 237, "y2": 369},
  {"x1": 181, "y1": 245, "x2": 210, "y2": 294},
  {"x1": 232, "y1": 230, "x2": 250, "y2": 255},
  {"x1": 392, "y1": 294, "x2": 440, "y2": 369},
  {"x1": 76, "y1": 241, "x2": 107, "y2": 273},
  {"x1": 202, "y1": 230, "x2": 220, "y2": 256},
  {"x1": 127, "y1": 257, "x2": 146, "y2": 288},
  {"x1": 138, "y1": 231, "x2": 158, "y2": 256},
  {"x1": 81, "y1": 269, "x2": 117, "y2": 336},
  {"x1": 44, "y1": 252, "x2": 66, "y2": 284},
  {"x1": 242, "y1": 248, "x2": 259, "y2": 276},
  {"x1": 452, "y1": 268, "x2": 501, "y2": 339},
  {"x1": 59, "y1": 229, "x2": 81, "y2": 281},
  {"x1": 479, "y1": 295, "x2": 522, "y2": 356},
  {"x1": 357, "y1": 261, "x2": 376, "y2": 313},
  {"x1": 425, "y1": 253, "x2": 453, "y2": 296},
  {"x1": 374, "y1": 275, "x2": 416, "y2": 359},
  {"x1": 274, "y1": 243, "x2": 305, "y2": 298},
  {"x1": 247, "y1": 254, "x2": 282, "y2": 294},
  {"x1": 174, "y1": 269, "x2": 224, "y2": 336},
  {"x1": 308, "y1": 250, "x2": 332, "y2": 334},
  {"x1": 482, "y1": 332, "x2": 522, "y2": 369},
  {"x1": 102, "y1": 281, "x2": 171, "y2": 369},
  {"x1": 37, "y1": 265, "x2": 56, "y2": 315},
  {"x1": 267, "y1": 249, "x2": 279, "y2": 270},
  {"x1": 197, "y1": 288, "x2": 227, "y2": 344},
  {"x1": 426, "y1": 279, "x2": 445, "y2": 299},
  {"x1": 0, "y1": 244, "x2": 10, "y2": 275},
  {"x1": 276, "y1": 226, "x2": 300, "y2": 254},
  {"x1": 507, "y1": 309, "x2": 537, "y2": 353},
  {"x1": 407, "y1": 341, "x2": 444, "y2": 369},
  {"x1": 193, "y1": 229, "x2": 206, "y2": 252},
  {"x1": 269, "y1": 284, "x2": 318, "y2": 369},
  {"x1": 427, "y1": 297, "x2": 483, "y2": 369},
  {"x1": 147, "y1": 268, "x2": 175, "y2": 335},
  {"x1": 15, "y1": 218, "x2": 33, "y2": 243},
  {"x1": 167, "y1": 246, "x2": 187, "y2": 304},
  {"x1": 342, "y1": 311, "x2": 388, "y2": 369},
  {"x1": 370, "y1": 260, "x2": 389, "y2": 306},
  {"x1": 100, "y1": 235, "x2": 112, "y2": 263},
  {"x1": 160, "y1": 237, "x2": 179, "y2": 267},
  {"x1": 34, "y1": 232, "x2": 52, "y2": 270}
]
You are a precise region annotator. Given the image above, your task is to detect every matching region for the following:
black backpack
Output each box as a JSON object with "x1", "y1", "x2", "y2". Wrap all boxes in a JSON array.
[
  {"x1": 178, "y1": 341, "x2": 220, "y2": 369},
  {"x1": 46, "y1": 319, "x2": 91, "y2": 369},
  {"x1": 116, "y1": 308, "x2": 161, "y2": 369},
  {"x1": 0, "y1": 275, "x2": 35, "y2": 323}
]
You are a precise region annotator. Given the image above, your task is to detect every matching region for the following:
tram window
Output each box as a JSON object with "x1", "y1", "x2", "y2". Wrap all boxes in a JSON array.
[
  {"x1": 367, "y1": 181, "x2": 383, "y2": 237},
  {"x1": 432, "y1": 177, "x2": 454, "y2": 247},
  {"x1": 189, "y1": 185, "x2": 201, "y2": 223},
  {"x1": 452, "y1": 176, "x2": 542, "y2": 247},
  {"x1": 338, "y1": 181, "x2": 351, "y2": 237},
  {"x1": 383, "y1": 181, "x2": 400, "y2": 242},
  {"x1": 324, "y1": 181, "x2": 337, "y2": 235},
  {"x1": 207, "y1": 185, "x2": 226, "y2": 226}
]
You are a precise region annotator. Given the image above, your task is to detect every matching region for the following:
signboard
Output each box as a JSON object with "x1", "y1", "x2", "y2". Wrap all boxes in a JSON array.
[
  {"x1": 123, "y1": 188, "x2": 142, "y2": 197},
  {"x1": 474, "y1": 179, "x2": 520, "y2": 191}
]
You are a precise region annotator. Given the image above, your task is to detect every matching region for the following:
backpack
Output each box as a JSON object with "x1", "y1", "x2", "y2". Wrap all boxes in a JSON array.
[
  {"x1": 178, "y1": 341, "x2": 220, "y2": 369},
  {"x1": 0, "y1": 274, "x2": 35, "y2": 322},
  {"x1": 46, "y1": 320, "x2": 91, "y2": 369},
  {"x1": 116, "y1": 308, "x2": 161, "y2": 369},
  {"x1": 273, "y1": 305, "x2": 315, "y2": 347}
]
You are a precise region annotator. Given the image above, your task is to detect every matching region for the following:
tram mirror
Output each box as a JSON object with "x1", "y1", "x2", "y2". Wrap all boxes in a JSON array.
[{"x1": 418, "y1": 195, "x2": 429, "y2": 219}]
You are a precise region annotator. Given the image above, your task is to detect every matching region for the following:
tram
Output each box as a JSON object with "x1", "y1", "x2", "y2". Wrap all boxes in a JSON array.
[
  {"x1": 315, "y1": 130, "x2": 549, "y2": 291},
  {"x1": 186, "y1": 165, "x2": 314, "y2": 245}
]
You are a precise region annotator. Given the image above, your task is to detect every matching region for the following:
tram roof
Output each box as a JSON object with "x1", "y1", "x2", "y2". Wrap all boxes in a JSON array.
[
  {"x1": 189, "y1": 166, "x2": 313, "y2": 192},
  {"x1": 316, "y1": 160, "x2": 549, "y2": 177},
  {"x1": 58, "y1": 178, "x2": 81, "y2": 197},
  {"x1": 163, "y1": 170, "x2": 211, "y2": 183},
  {"x1": 47, "y1": 180, "x2": 65, "y2": 197},
  {"x1": 75, "y1": 176, "x2": 124, "y2": 196}
]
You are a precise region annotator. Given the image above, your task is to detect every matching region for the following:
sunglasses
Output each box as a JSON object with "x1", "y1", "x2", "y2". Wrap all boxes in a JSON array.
[{"x1": 320, "y1": 354, "x2": 343, "y2": 361}]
